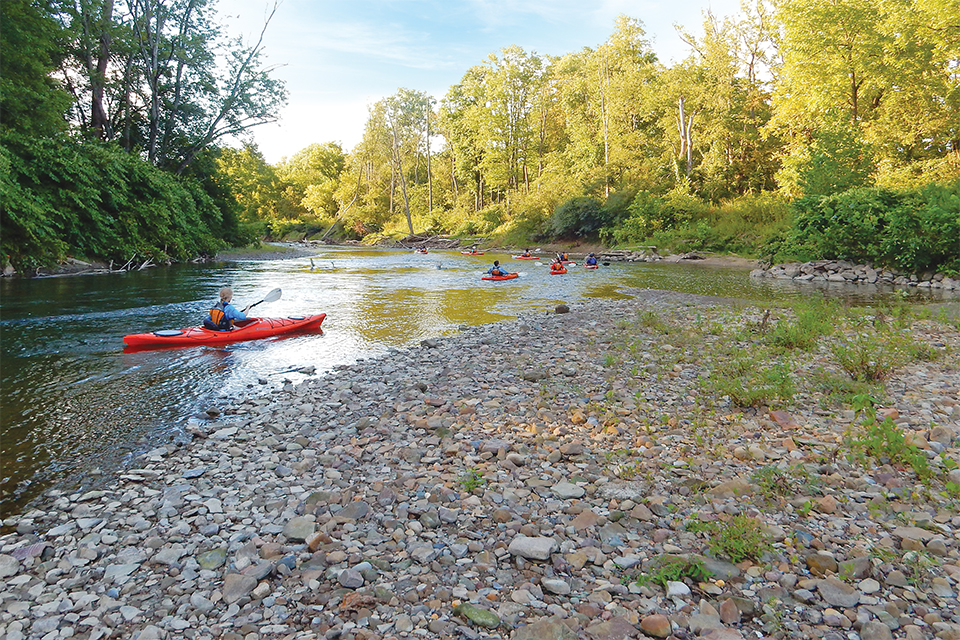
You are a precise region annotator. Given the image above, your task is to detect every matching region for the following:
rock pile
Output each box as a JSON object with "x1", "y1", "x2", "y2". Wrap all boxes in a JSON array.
[
  {"x1": 1, "y1": 291, "x2": 959, "y2": 640},
  {"x1": 600, "y1": 249, "x2": 662, "y2": 263},
  {"x1": 751, "y1": 260, "x2": 959, "y2": 291}
]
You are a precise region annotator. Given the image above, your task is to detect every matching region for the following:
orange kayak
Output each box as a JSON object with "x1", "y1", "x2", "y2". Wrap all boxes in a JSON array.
[
  {"x1": 482, "y1": 273, "x2": 519, "y2": 281},
  {"x1": 550, "y1": 267, "x2": 567, "y2": 275},
  {"x1": 123, "y1": 314, "x2": 326, "y2": 350}
]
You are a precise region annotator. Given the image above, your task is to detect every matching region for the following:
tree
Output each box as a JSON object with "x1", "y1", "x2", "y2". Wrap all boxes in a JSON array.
[
  {"x1": 54, "y1": 0, "x2": 287, "y2": 172},
  {"x1": 0, "y1": 0, "x2": 72, "y2": 138},
  {"x1": 276, "y1": 142, "x2": 345, "y2": 220}
]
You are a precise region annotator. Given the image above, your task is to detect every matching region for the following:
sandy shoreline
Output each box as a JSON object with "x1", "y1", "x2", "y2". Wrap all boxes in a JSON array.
[{"x1": 2, "y1": 291, "x2": 959, "y2": 640}]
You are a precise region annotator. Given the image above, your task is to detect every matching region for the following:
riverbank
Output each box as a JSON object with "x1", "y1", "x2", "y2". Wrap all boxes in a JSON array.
[{"x1": 2, "y1": 292, "x2": 959, "y2": 640}]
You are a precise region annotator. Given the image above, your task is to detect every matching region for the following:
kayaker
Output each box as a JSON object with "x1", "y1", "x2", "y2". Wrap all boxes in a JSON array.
[
  {"x1": 521, "y1": 248, "x2": 532, "y2": 257},
  {"x1": 585, "y1": 253, "x2": 598, "y2": 266},
  {"x1": 204, "y1": 286, "x2": 247, "y2": 331},
  {"x1": 487, "y1": 260, "x2": 512, "y2": 277},
  {"x1": 550, "y1": 259, "x2": 565, "y2": 273}
]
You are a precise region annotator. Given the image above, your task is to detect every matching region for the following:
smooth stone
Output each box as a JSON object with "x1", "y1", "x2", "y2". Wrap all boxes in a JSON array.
[
  {"x1": 552, "y1": 481, "x2": 585, "y2": 499},
  {"x1": 640, "y1": 614, "x2": 672, "y2": 638},
  {"x1": 818, "y1": 577, "x2": 861, "y2": 608},
  {"x1": 508, "y1": 535, "x2": 558, "y2": 560},
  {"x1": 455, "y1": 603, "x2": 501, "y2": 629},
  {"x1": 541, "y1": 578, "x2": 571, "y2": 595},
  {"x1": 222, "y1": 573, "x2": 258, "y2": 604},
  {"x1": 282, "y1": 516, "x2": 316, "y2": 542},
  {"x1": 666, "y1": 581, "x2": 691, "y2": 597},
  {"x1": 196, "y1": 548, "x2": 227, "y2": 570},
  {"x1": 0, "y1": 554, "x2": 20, "y2": 577},
  {"x1": 860, "y1": 621, "x2": 894, "y2": 640},
  {"x1": 512, "y1": 616, "x2": 578, "y2": 640}
]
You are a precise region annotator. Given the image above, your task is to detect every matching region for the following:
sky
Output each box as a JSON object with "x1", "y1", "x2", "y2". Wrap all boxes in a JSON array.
[{"x1": 223, "y1": 0, "x2": 743, "y2": 164}]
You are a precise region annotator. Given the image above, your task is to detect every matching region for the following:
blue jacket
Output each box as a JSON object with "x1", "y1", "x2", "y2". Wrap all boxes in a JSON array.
[{"x1": 487, "y1": 265, "x2": 511, "y2": 276}]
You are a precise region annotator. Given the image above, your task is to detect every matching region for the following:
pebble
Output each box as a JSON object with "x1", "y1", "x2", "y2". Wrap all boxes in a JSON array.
[{"x1": 0, "y1": 293, "x2": 957, "y2": 640}]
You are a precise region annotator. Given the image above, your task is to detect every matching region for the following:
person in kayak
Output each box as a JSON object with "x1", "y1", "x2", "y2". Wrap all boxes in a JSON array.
[
  {"x1": 204, "y1": 286, "x2": 247, "y2": 331},
  {"x1": 585, "y1": 253, "x2": 598, "y2": 266},
  {"x1": 487, "y1": 260, "x2": 512, "y2": 277},
  {"x1": 520, "y1": 248, "x2": 532, "y2": 257}
]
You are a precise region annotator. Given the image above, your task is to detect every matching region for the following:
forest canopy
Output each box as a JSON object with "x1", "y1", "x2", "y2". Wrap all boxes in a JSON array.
[{"x1": 2, "y1": 0, "x2": 958, "y2": 274}]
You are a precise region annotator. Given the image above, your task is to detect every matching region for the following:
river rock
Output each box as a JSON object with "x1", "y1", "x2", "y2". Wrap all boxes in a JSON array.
[
  {"x1": 455, "y1": 603, "x2": 501, "y2": 629},
  {"x1": 509, "y1": 535, "x2": 558, "y2": 560}
]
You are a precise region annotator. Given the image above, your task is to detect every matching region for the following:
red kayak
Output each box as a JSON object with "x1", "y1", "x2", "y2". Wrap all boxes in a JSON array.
[
  {"x1": 482, "y1": 273, "x2": 519, "y2": 281},
  {"x1": 550, "y1": 267, "x2": 567, "y2": 275},
  {"x1": 512, "y1": 255, "x2": 538, "y2": 260},
  {"x1": 584, "y1": 264, "x2": 599, "y2": 269},
  {"x1": 123, "y1": 314, "x2": 326, "y2": 350}
]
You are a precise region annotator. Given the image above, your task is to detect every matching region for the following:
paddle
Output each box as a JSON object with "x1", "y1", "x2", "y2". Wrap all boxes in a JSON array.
[{"x1": 243, "y1": 287, "x2": 282, "y2": 314}]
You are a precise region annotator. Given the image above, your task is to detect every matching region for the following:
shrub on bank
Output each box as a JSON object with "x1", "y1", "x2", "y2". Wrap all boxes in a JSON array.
[
  {"x1": 770, "y1": 183, "x2": 960, "y2": 275},
  {"x1": 0, "y1": 135, "x2": 235, "y2": 270}
]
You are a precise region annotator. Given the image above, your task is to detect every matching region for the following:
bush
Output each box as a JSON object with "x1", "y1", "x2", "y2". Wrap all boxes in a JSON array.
[
  {"x1": 771, "y1": 183, "x2": 960, "y2": 274},
  {"x1": 1, "y1": 134, "x2": 227, "y2": 269},
  {"x1": 545, "y1": 196, "x2": 604, "y2": 237}
]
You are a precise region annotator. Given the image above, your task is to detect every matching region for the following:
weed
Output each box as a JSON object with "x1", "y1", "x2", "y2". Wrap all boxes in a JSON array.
[
  {"x1": 638, "y1": 310, "x2": 670, "y2": 334},
  {"x1": 707, "y1": 357, "x2": 795, "y2": 408},
  {"x1": 701, "y1": 515, "x2": 773, "y2": 563},
  {"x1": 832, "y1": 328, "x2": 912, "y2": 382},
  {"x1": 751, "y1": 465, "x2": 795, "y2": 500},
  {"x1": 459, "y1": 468, "x2": 486, "y2": 492},
  {"x1": 767, "y1": 299, "x2": 838, "y2": 351},
  {"x1": 603, "y1": 353, "x2": 617, "y2": 367},
  {"x1": 630, "y1": 555, "x2": 713, "y2": 588},
  {"x1": 844, "y1": 408, "x2": 932, "y2": 483}
]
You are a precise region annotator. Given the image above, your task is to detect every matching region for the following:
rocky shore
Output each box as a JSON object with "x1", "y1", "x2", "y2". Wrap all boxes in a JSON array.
[
  {"x1": 751, "y1": 261, "x2": 959, "y2": 292},
  {"x1": 2, "y1": 291, "x2": 960, "y2": 640}
]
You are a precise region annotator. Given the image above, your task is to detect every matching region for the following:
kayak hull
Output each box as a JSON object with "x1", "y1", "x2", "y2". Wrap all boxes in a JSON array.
[
  {"x1": 461, "y1": 251, "x2": 485, "y2": 255},
  {"x1": 481, "y1": 273, "x2": 519, "y2": 281},
  {"x1": 512, "y1": 255, "x2": 537, "y2": 260},
  {"x1": 550, "y1": 268, "x2": 567, "y2": 275},
  {"x1": 123, "y1": 314, "x2": 326, "y2": 349},
  {"x1": 584, "y1": 264, "x2": 599, "y2": 269}
]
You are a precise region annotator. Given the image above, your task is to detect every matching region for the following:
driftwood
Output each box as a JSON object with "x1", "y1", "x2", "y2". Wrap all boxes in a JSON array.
[{"x1": 397, "y1": 234, "x2": 470, "y2": 250}]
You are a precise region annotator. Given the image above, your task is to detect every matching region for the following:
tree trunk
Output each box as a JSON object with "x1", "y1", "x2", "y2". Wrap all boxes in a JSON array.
[{"x1": 90, "y1": 0, "x2": 114, "y2": 138}]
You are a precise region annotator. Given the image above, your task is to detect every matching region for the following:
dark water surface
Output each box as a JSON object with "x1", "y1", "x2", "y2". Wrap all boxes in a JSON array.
[{"x1": 1, "y1": 247, "x2": 954, "y2": 517}]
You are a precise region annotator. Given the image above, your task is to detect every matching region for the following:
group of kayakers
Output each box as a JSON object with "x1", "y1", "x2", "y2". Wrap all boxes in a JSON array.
[
  {"x1": 207, "y1": 249, "x2": 602, "y2": 332},
  {"x1": 486, "y1": 250, "x2": 599, "y2": 277}
]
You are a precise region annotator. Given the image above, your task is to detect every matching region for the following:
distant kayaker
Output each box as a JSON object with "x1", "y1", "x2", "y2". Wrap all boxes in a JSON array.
[
  {"x1": 585, "y1": 253, "x2": 598, "y2": 266},
  {"x1": 204, "y1": 286, "x2": 247, "y2": 331},
  {"x1": 521, "y1": 248, "x2": 532, "y2": 257},
  {"x1": 487, "y1": 260, "x2": 512, "y2": 277}
]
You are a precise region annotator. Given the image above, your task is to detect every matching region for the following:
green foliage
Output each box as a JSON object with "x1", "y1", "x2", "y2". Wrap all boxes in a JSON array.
[
  {"x1": 459, "y1": 468, "x2": 486, "y2": 492},
  {"x1": 798, "y1": 120, "x2": 876, "y2": 197},
  {"x1": 706, "y1": 353, "x2": 795, "y2": 408},
  {"x1": 630, "y1": 555, "x2": 713, "y2": 588},
  {"x1": 545, "y1": 196, "x2": 604, "y2": 237},
  {"x1": 0, "y1": 0, "x2": 71, "y2": 137},
  {"x1": 0, "y1": 135, "x2": 227, "y2": 269},
  {"x1": 831, "y1": 328, "x2": 915, "y2": 382},
  {"x1": 772, "y1": 184, "x2": 960, "y2": 275},
  {"x1": 765, "y1": 299, "x2": 838, "y2": 351},
  {"x1": 700, "y1": 515, "x2": 773, "y2": 563},
  {"x1": 844, "y1": 397, "x2": 932, "y2": 482}
]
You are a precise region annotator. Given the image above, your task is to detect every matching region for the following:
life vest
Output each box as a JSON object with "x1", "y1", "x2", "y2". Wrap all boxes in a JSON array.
[
  {"x1": 491, "y1": 269, "x2": 504, "y2": 276},
  {"x1": 208, "y1": 301, "x2": 232, "y2": 330}
]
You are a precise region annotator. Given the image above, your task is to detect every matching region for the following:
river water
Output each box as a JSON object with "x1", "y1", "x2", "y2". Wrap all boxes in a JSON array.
[{"x1": 0, "y1": 246, "x2": 954, "y2": 518}]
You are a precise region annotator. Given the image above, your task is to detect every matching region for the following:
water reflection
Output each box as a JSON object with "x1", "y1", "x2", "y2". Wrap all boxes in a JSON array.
[{"x1": 1, "y1": 247, "x2": 956, "y2": 517}]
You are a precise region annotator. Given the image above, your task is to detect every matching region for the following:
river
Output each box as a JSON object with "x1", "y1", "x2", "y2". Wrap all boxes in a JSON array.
[{"x1": 0, "y1": 246, "x2": 954, "y2": 518}]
